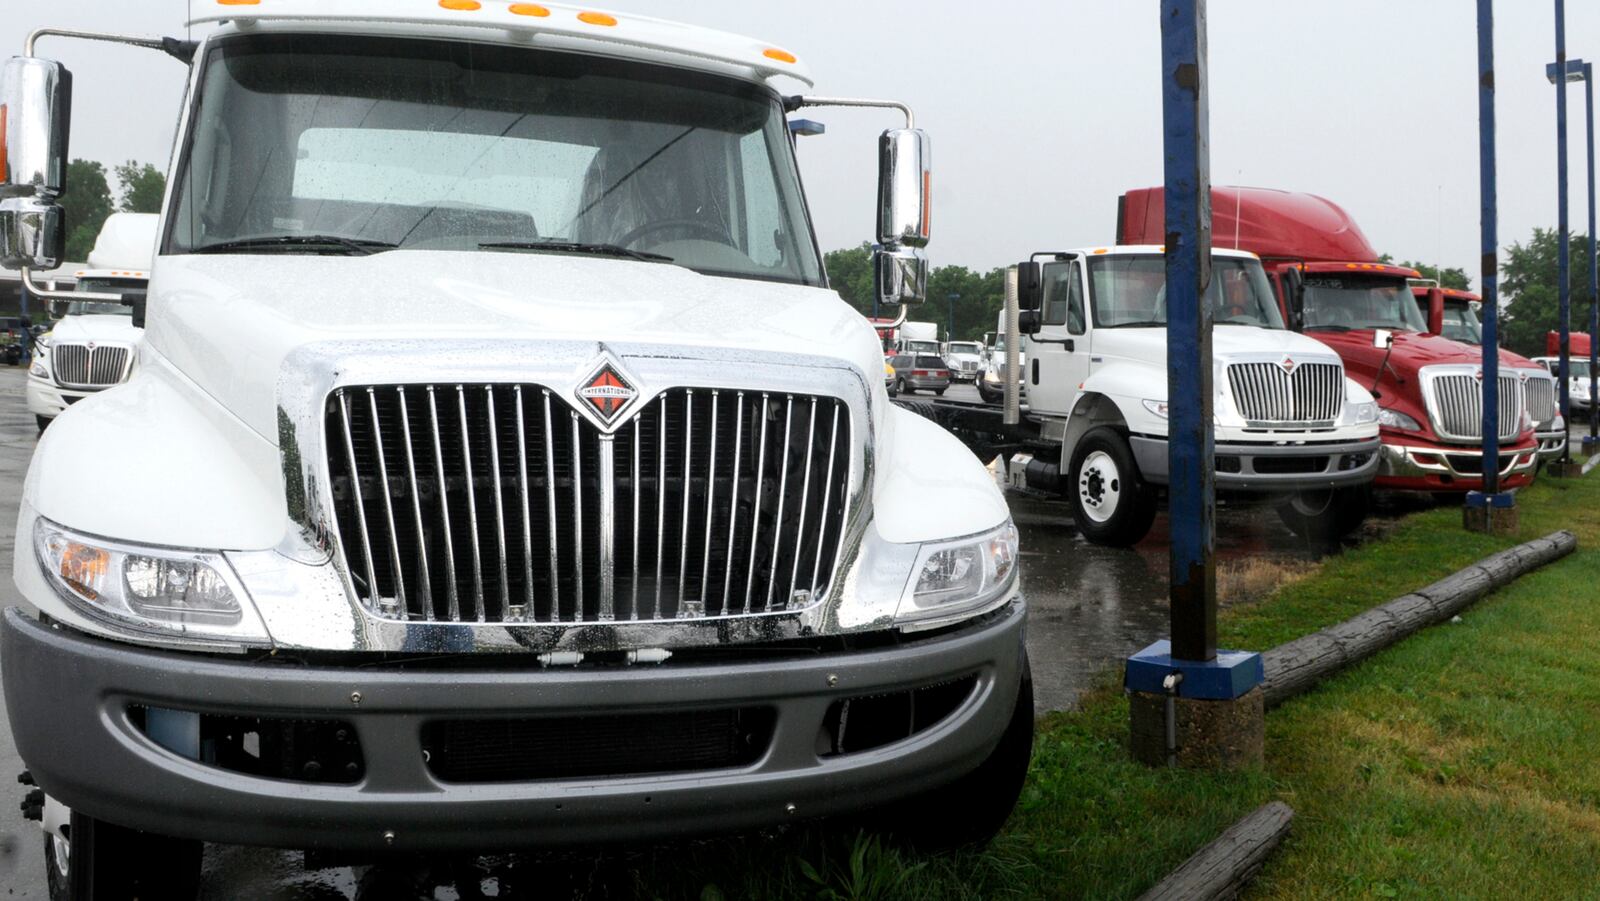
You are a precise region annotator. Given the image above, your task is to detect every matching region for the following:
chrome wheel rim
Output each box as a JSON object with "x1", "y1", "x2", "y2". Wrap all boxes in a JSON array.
[
  {"x1": 50, "y1": 833, "x2": 69, "y2": 882},
  {"x1": 1078, "y1": 450, "x2": 1121, "y2": 523}
]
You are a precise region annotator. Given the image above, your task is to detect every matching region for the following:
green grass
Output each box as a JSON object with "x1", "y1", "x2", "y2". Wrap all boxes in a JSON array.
[{"x1": 603, "y1": 471, "x2": 1600, "y2": 900}]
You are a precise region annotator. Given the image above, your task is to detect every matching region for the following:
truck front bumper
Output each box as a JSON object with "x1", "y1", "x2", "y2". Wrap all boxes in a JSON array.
[
  {"x1": 25, "y1": 374, "x2": 97, "y2": 420},
  {"x1": 1, "y1": 603, "x2": 1025, "y2": 853},
  {"x1": 1535, "y1": 425, "x2": 1568, "y2": 462},
  {"x1": 1375, "y1": 441, "x2": 1539, "y2": 491},
  {"x1": 1130, "y1": 435, "x2": 1381, "y2": 493}
]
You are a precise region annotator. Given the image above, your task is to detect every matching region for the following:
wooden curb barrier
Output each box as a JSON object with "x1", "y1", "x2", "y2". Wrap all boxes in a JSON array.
[
  {"x1": 1136, "y1": 801, "x2": 1295, "y2": 901},
  {"x1": 1261, "y1": 530, "x2": 1577, "y2": 707}
]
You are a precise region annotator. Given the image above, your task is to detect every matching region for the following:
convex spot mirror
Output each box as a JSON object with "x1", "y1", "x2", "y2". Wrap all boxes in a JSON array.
[
  {"x1": 0, "y1": 196, "x2": 64, "y2": 270},
  {"x1": 875, "y1": 247, "x2": 928, "y2": 308},
  {"x1": 877, "y1": 128, "x2": 931, "y2": 248}
]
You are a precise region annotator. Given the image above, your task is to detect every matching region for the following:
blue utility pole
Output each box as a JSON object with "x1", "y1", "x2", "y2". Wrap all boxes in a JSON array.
[
  {"x1": 1553, "y1": 0, "x2": 1573, "y2": 469},
  {"x1": 1589, "y1": 63, "x2": 1600, "y2": 451},
  {"x1": 1161, "y1": 0, "x2": 1214, "y2": 662}
]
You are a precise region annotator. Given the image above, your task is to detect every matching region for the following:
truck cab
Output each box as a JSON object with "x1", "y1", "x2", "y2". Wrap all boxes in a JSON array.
[
  {"x1": 1412, "y1": 284, "x2": 1566, "y2": 463},
  {"x1": 0, "y1": 5, "x2": 1030, "y2": 895},
  {"x1": 944, "y1": 339, "x2": 984, "y2": 382},
  {"x1": 1120, "y1": 186, "x2": 1541, "y2": 493},
  {"x1": 26, "y1": 213, "x2": 156, "y2": 432},
  {"x1": 1014, "y1": 246, "x2": 1381, "y2": 544}
]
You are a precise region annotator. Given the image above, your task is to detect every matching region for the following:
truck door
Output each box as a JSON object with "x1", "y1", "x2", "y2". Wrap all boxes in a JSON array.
[{"x1": 1027, "y1": 258, "x2": 1092, "y2": 416}]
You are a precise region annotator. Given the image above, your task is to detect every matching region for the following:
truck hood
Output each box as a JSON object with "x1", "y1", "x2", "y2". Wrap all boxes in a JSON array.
[
  {"x1": 1307, "y1": 329, "x2": 1497, "y2": 395},
  {"x1": 1092, "y1": 324, "x2": 1344, "y2": 367},
  {"x1": 45, "y1": 314, "x2": 143, "y2": 346},
  {"x1": 146, "y1": 252, "x2": 882, "y2": 443}
]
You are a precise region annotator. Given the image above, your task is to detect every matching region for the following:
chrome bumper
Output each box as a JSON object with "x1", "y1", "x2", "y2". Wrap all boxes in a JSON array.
[
  {"x1": 1129, "y1": 434, "x2": 1382, "y2": 492},
  {"x1": 1377, "y1": 443, "x2": 1540, "y2": 480}
]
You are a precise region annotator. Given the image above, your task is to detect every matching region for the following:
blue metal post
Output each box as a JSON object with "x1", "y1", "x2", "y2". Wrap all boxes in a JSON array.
[
  {"x1": 1161, "y1": 0, "x2": 1215, "y2": 662},
  {"x1": 1556, "y1": 0, "x2": 1572, "y2": 464},
  {"x1": 1589, "y1": 64, "x2": 1600, "y2": 450}
]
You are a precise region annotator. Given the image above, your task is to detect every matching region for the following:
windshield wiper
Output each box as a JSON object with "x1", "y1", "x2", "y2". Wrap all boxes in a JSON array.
[
  {"x1": 190, "y1": 235, "x2": 398, "y2": 256},
  {"x1": 1306, "y1": 324, "x2": 1354, "y2": 332},
  {"x1": 479, "y1": 240, "x2": 674, "y2": 263}
]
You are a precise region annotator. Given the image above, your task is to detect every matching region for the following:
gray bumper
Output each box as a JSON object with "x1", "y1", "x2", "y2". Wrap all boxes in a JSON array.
[
  {"x1": 1535, "y1": 426, "x2": 1568, "y2": 462},
  {"x1": 1, "y1": 604, "x2": 1025, "y2": 853},
  {"x1": 1130, "y1": 435, "x2": 1381, "y2": 492}
]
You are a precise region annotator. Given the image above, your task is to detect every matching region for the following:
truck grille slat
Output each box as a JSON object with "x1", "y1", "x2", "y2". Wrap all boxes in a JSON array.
[
  {"x1": 326, "y1": 384, "x2": 850, "y2": 624},
  {"x1": 51, "y1": 343, "x2": 131, "y2": 390},
  {"x1": 1227, "y1": 361, "x2": 1343, "y2": 425},
  {"x1": 1427, "y1": 373, "x2": 1522, "y2": 441}
]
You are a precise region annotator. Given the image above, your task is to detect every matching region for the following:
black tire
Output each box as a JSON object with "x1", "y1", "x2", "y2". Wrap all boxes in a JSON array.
[
  {"x1": 896, "y1": 378, "x2": 913, "y2": 396},
  {"x1": 50, "y1": 810, "x2": 201, "y2": 901},
  {"x1": 870, "y1": 658, "x2": 1034, "y2": 852},
  {"x1": 976, "y1": 379, "x2": 1001, "y2": 404},
  {"x1": 887, "y1": 381, "x2": 898, "y2": 398},
  {"x1": 935, "y1": 388, "x2": 947, "y2": 397},
  {"x1": 1067, "y1": 426, "x2": 1157, "y2": 546},
  {"x1": 36, "y1": 414, "x2": 50, "y2": 434},
  {"x1": 1276, "y1": 485, "x2": 1371, "y2": 541}
]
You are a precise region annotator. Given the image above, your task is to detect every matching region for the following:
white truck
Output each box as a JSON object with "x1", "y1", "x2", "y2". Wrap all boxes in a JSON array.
[
  {"x1": 26, "y1": 212, "x2": 156, "y2": 432},
  {"x1": 930, "y1": 246, "x2": 1383, "y2": 544},
  {"x1": 0, "y1": 5, "x2": 1030, "y2": 896},
  {"x1": 897, "y1": 319, "x2": 940, "y2": 354},
  {"x1": 943, "y1": 339, "x2": 984, "y2": 382}
]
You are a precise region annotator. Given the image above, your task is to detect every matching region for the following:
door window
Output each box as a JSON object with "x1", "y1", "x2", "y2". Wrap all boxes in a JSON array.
[{"x1": 1042, "y1": 261, "x2": 1085, "y2": 334}]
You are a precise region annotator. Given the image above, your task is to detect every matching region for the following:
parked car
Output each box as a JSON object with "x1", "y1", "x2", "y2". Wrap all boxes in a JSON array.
[
  {"x1": 0, "y1": 317, "x2": 30, "y2": 365},
  {"x1": 890, "y1": 352, "x2": 953, "y2": 395}
]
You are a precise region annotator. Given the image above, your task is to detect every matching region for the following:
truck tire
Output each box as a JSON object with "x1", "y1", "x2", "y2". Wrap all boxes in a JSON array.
[
  {"x1": 48, "y1": 810, "x2": 201, "y2": 901},
  {"x1": 976, "y1": 379, "x2": 1000, "y2": 404},
  {"x1": 1276, "y1": 485, "x2": 1370, "y2": 542},
  {"x1": 36, "y1": 415, "x2": 50, "y2": 434},
  {"x1": 1067, "y1": 427, "x2": 1157, "y2": 546},
  {"x1": 869, "y1": 657, "x2": 1033, "y2": 851}
]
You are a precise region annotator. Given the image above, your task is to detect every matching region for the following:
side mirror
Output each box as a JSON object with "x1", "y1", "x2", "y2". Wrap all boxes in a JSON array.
[
  {"x1": 0, "y1": 196, "x2": 66, "y2": 269},
  {"x1": 1373, "y1": 328, "x2": 1394, "y2": 349},
  {"x1": 1282, "y1": 267, "x2": 1305, "y2": 332},
  {"x1": 874, "y1": 246, "x2": 927, "y2": 307},
  {"x1": 1015, "y1": 261, "x2": 1043, "y2": 312},
  {"x1": 48, "y1": 300, "x2": 66, "y2": 319},
  {"x1": 1, "y1": 57, "x2": 73, "y2": 199},
  {"x1": 877, "y1": 128, "x2": 931, "y2": 247},
  {"x1": 1018, "y1": 310, "x2": 1043, "y2": 335},
  {"x1": 1425, "y1": 288, "x2": 1445, "y2": 337},
  {"x1": 128, "y1": 293, "x2": 147, "y2": 329}
]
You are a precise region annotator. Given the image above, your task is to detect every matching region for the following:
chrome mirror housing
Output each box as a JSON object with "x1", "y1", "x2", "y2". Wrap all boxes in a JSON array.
[
  {"x1": 875, "y1": 246, "x2": 927, "y2": 307},
  {"x1": 1, "y1": 57, "x2": 73, "y2": 199},
  {"x1": 0, "y1": 195, "x2": 65, "y2": 270},
  {"x1": 877, "y1": 128, "x2": 930, "y2": 248}
]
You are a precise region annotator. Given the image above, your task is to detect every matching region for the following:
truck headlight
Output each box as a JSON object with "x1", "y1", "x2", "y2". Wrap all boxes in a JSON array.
[
  {"x1": 1377, "y1": 407, "x2": 1422, "y2": 432},
  {"x1": 1141, "y1": 399, "x2": 1169, "y2": 418},
  {"x1": 28, "y1": 357, "x2": 47, "y2": 379},
  {"x1": 896, "y1": 521, "x2": 1019, "y2": 630},
  {"x1": 34, "y1": 519, "x2": 268, "y2": 644},
  {"x1": 1348, "y1": 401, "x2": 1378, "y2": 424}
]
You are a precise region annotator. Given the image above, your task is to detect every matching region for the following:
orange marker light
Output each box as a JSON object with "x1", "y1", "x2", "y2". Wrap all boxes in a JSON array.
[
  {"x1": 763, "y1": 48, "x2": 797, "y2": 64},
  {"x1": 439, "y1": 0, "x2": 481, "y2": 9},
  {"x1": 217, "y1": 0, "x2": 260, "y2": 5},
  {"x1": 59, "y1": 543, "x2": 109, "y2": 601},
  {"x1": 509, "y1": 3, "x2": 550, "y2": 15},
  {"x1": 578, "y1": 11, "x2": 618, "y2": 26}
]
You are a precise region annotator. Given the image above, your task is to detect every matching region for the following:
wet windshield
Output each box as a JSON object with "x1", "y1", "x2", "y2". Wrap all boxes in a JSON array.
[
  {"x1": 167, "y1": 33, "x2": 822, "y2": 285},
  {"x1": 1438, "y1": 303, "x2": 1483, "y2": 344},
  {"x1": 1086, "y1": 255, "x2": 1283, "y2": 328},
  {"x1": 1303, "y1": 275, "x2": 1426, "y2": 332},
  {"x1": 903, "y1": 340, "x2": 941, "y2": 354},
  {"x1": 947, "y1": 342, "x2": 982, "y2": 356},
  {"x1": 67, "y1": 277, "x2": 144, "y2": 316}
]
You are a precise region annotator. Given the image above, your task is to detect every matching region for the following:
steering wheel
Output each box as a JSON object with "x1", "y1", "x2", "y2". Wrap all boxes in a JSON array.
[{"x1": 614, "y1": 218, "x2": 730, "y2": 249}]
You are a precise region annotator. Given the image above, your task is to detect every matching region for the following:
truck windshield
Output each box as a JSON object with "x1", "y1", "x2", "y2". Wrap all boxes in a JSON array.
[
  {"x1": 904, "y1": 340, "x2": 941, "y2": 354},
  {"x1": 1303, "y1": 275, "x2": 1426, "y2": 332},
  {"x1": 947, "y1": 342, "x2": 982, "y2": 355},
  {"x1": 67, "y1": 277, "x2": 144, "y2": 316},
  {"x1": 166, "y1": 34, "x2": 822, "y2": 286},
  {"x1": 1437, "y1": 303, "x2": 1483, "y2": 345},
  {"x1": 1087, "y1": 255, "x2": 1282, "y2": 329}
]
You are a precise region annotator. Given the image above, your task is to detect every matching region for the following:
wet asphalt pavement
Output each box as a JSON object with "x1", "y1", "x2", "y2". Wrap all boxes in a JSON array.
[{"x1": 0, "y1": 372, "x2": 1428, "y2": 896}]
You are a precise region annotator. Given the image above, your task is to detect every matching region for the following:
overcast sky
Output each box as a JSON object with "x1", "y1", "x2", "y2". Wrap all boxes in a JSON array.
[{"x1": 6, "y1": 2, "x2": 1598, "y2": 288}]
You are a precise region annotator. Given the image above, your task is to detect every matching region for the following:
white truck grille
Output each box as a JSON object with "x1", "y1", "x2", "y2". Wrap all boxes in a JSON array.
[
  {"x1": 1522, "y1": 373, "x2": 1558, "y2": 424},
  {"x1": 1427, "y1": 372, "x2": 1522, "y2": 441},
  {"x1": 325, "y1": 384, "x2": 852, "y2": 624},
  {"x1": 1226, "y1": 362, "x2": 1343, "y2": 425},
  {"x1": 51, "y1": 343, "x2": 131, "y2": 390}
]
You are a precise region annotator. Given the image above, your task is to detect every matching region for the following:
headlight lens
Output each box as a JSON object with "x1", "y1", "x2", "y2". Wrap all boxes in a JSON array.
[
  {"x1": 896, "y1": 521, "x2": 1019, "y2": 629},
  {"x1": 1377, "y1": 407, "x2": 1422, "y2": 432},
  {"x1": 28, "y1": 359, "x2": 47, "y2": 378},
  {"x1": 1351, "y1": 401, "x2": 1378, "y2": 424},
  {"x1": 34, "y1": 519, "x2": 268, "y2": 643},
  {"x1": 1141, "y1": 399, "x2": 1169, "y2": 419}
]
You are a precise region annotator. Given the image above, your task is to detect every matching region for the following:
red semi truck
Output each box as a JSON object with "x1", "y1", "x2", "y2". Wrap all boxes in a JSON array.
[{"x1": 1119, "y1": 186, "x2": 1540, "y2": 492}]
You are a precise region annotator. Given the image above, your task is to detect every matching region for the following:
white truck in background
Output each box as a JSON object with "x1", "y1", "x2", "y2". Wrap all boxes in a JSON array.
[
  {"x1": 0, "y1": 5, "x2": 1031, "y2": 896},
  {"x1": 27, "y1": 212, "x2": 156, "y2": 432},
  {"x1": 898, "y1": 319, "x2": 940, "y2": 354},
  {"x1": 943, "y1": 339, "x2": 984, "y2": 382}
]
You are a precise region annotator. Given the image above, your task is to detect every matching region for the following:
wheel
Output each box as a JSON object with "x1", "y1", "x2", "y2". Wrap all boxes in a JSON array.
[
  {"x1": 868, "y1": 657, "x2": 1033, "y2": 851},
  {"x1": 935, "y1": 388, "x2": 947, "y2": 397},
  {"x1": 896, "y1": 378, "x2": 912, "y2": 396},
  {"x1": 887, "y1": 381, "x2": 898, "y2": 398},
  {"x1": 36, "y1": 415, "x2": 50, "y2": 434},
  {"x1": 976, "y1": 379, "x2": 1000, "y2": 404},
  {"x1": 1276, "y1": 485, "x2": 1370, "y2": 541},
  {"x1": 48, "y1": 810, "x2": 201, "y2": 900},
  {"x1": 1067, "y1": 427, "x2": 1157, "y2": 546}
]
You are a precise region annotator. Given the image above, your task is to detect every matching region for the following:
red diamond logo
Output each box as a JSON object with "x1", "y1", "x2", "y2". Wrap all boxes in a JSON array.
[
  {"x1": 1280, "y1": 356, "x2": 1297, "y2": 374},
  {"x1": 578, "y1": 362, "x2": 637, "y2": 423}
]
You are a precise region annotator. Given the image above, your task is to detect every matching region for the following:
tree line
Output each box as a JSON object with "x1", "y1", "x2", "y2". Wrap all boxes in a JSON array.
[
  {"x1": 58, "y1": 158, "x2": 166, "y2": 262},
  {"x1": 826, "y1": 238, "x2": 1576, "y2": 357}
]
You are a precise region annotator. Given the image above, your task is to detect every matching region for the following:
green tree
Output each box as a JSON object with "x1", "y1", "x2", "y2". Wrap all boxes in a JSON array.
[
  {"x1": 823, "y1": 243, "x2": 875, "y2": 316},
  {"x1": 1397, "y1": 260, "x2": 1471, "y2": 291},
  {"x1": 824, "y1": 244, "x2": 1007, "y2": 340},
  {"x1": 1500, "y1": 227, "x2": 1595, "y2": 357},
  {"x1": 115, "y1": 161, "x2": 166, "y2": 213},
  {"x1": 61, "y1": 159, "x2": 114, "y2": 262}
]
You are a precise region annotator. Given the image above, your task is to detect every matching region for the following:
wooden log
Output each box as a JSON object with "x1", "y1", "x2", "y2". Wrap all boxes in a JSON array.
[
  {"x1": 1263, "y1": 531, "x2": 1576, "y2": 707},
  {"x1": 1137, "y1": 801, "x2": 1295, "y2": 901}
]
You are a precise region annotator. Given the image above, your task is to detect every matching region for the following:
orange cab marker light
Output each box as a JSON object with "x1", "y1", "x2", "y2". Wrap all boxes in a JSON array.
[
  {"x1": 217, "y1": 0, "x2": 260, "y2": 6},
  {"x1": 763, "y1": 48, "x2": 797, "y2": 64},
  {"x1": 439, "y1": 0, "x2": 481, "y2": 10},
  {"x1": 578, "y1": 11, "x2": 618, "y2": 26},
  {"x1": 509, "y1": 3, "x2": 550, "y2": 15}
]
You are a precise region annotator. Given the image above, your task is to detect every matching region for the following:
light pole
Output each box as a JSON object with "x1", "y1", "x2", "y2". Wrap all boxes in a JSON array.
[
  {"x1": 947, "y1": 291, "x2": 959, "y2": 341},
  {"x1": 1589, "y1": 67, "x2": 1600, "y2": 452},
  {"x1": 1545, "y1": 6, "x2": 1582, "y2": 475}
]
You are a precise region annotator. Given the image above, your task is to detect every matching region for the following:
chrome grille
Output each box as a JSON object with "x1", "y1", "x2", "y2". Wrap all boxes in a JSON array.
[
  {"x1": 325, "y1": 384, "x2": 852, "y2": 623},
  {"x1": 1226, "y1": 361, "x2": 1343, "y2": 425},
  {"x1": 1522, "y1": 373, "x2": 1558, "y2": 424},
  {"x1": 51, "y1": 343, "x2": 131, "y2": 389},
  {"x1": 1428, "y1": 373, "x2": 1522, "y2": 441}
]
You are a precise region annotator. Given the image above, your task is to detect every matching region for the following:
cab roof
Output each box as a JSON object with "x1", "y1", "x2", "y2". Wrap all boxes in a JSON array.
[
  {"x1": 190, "y1": 0, "x2": 814, "y2": 86},
  {"x1": 1039, "y1": 245, "x2": 1260, "y2": 260}
]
